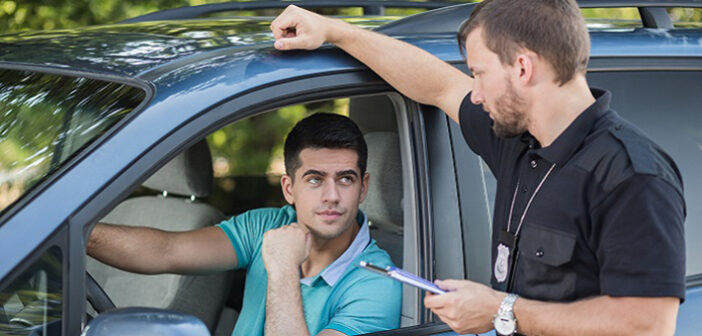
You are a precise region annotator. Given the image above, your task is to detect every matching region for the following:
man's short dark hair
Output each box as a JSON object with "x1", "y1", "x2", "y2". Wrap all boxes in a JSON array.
[
  {"x1": 457, "y1": 0, "x2": 590, "y2": 85},
  {"x1": 284, "y1": 113, "x2": 367, "y2": 179}
]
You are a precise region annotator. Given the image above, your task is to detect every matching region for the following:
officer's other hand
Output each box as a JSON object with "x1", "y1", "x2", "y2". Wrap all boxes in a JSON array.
[
  {"x1": 262, "y1": 222, "x2": 312, "y2": 274},
  {"x1": 424, "y1": 279, "x2": 505, "y2": 334},
  {"x1": 271, "y1": 5, "x2": 331, "y2": 50}
]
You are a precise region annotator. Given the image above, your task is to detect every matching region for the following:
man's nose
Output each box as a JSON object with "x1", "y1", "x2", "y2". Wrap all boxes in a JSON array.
[{"x1": 322, "y1": 182, "x2": 340, "y2": 203}]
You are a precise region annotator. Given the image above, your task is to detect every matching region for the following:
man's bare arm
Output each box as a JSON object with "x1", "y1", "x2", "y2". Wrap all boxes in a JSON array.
[
  {"x1": 270, "y1": 5, "x2": 472, "y2": 123},
  {"x1": 424, "y1": 279, "x2": 679, "y2": 336},
  {"x1": 87, "y1": 223, "x2": 237, "y2": 274}
]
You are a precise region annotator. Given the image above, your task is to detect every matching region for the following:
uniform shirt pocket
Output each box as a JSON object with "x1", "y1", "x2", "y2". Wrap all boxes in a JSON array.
[{"x1": 514, "y1": 224, "x2": 577, "y2": 301}]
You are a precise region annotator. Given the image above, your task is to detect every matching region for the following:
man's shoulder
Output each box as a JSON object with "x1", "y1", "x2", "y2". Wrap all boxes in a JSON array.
[
  {"x1": 572, "y1": 114, "x2": 682, "y2": 193},
  {"x1": 219, "y1": 205, "x2": 296, "y2": 232}
]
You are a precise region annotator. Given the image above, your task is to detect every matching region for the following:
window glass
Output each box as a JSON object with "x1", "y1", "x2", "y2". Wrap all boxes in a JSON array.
[
  {"x1": 0, "y1": 70, "x2": 146, "y2": 216},
  {"x1": 668, "y1": 8, "x2": 702, "y2": 28},
  {"x1": 581, "y1": 7, "x2": 643, "y2": 30},
  {"x1": 0, "y1": 247, "x2": 62, "y2": 335}
]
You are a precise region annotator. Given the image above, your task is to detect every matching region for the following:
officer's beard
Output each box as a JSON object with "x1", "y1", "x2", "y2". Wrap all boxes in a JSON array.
[{"x1": 490, "y1": 79, "x2": 529, "y2": 138}]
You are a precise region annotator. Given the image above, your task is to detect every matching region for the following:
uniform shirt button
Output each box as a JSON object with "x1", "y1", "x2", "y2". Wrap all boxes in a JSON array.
[
  {"x1": 530, "y1": 160, "x2": 537, "y2": 169},
  {"x1": 521, "y1": 185, "x2": 528, "y2": 193},
  {"x1": 536, "y1": 249, "x2": 544, "y2": 257}
]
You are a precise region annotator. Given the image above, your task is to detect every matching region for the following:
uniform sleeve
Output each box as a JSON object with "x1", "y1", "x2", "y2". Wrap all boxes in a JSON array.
[
  {"x1": 216, "y1": 208, "x2": 285, "y2": 269},
  {"x1": 458, "y1": 91, "x2": 508, "y2": 174},
  {"x1": 592, "y1": 175, "x2": 686, "y2": 300},
  {"x1": 324, "y1": 275, "x2": 402, "y2": 335}
]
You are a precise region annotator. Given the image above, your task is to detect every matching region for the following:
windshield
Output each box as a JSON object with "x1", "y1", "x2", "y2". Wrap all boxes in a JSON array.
[{"x1": 0, "y1": 69, "x2": 146, "y2": 216}]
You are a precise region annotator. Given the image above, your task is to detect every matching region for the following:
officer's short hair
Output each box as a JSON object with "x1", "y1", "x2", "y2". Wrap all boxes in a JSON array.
[{"x1": 457, "y1": 0, "x2": 590, "y2": 86}]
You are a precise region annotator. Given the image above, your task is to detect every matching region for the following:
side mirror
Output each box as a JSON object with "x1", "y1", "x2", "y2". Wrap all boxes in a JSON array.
[{"x1": 82, "y1": 307, "x2": 210, "y2": 336}]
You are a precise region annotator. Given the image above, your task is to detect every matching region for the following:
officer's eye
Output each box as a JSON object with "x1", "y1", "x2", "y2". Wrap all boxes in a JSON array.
[
  {"x1": 307, "y1": 177, "x2": 322, "y2": 185},
  {"x1": 339, "y1": 176, "x2": 354, "y2": 184}
]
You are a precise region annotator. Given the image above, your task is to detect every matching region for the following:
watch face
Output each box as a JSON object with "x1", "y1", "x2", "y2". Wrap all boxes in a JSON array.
[{"x1": 494, "y1": 316, "x2": 516, "y2": 335}]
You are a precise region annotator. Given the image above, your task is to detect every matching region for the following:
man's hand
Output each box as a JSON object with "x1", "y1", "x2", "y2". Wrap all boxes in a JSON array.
[
  {"x1": 262, "y1": 222, "x2": 312, "y2": 274},
  {"x1": 424, "y1": 279, "x2": 505, "y2": 334},
  {"x1": 271, "y1": 5, "x2": 337, "y2": 50}
]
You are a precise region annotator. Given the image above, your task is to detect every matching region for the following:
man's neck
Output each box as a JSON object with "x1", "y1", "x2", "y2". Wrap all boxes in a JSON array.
[
  {"x1": 300, "y1": 219, "x2": 360, "y2": 279},
  {"x1": 527, "y1": 76, "x2": 595, "y2": 148}
]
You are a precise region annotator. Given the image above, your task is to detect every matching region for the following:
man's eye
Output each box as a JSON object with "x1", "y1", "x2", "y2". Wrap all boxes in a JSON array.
[
  {"x1": 339, "y1": 176, "x2": 353, "y2": 184},
  {"x1": 308, "y1": 177, "x2": 321, "y2": 185}
]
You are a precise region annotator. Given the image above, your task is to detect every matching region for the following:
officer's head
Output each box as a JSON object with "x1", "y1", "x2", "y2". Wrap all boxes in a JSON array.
[
  {"x1": 281, "y1": 113, "x2": 369, "y2": 240},
  {"x1": 457, "y1": 0, "x2": 590, "y2": 137}
]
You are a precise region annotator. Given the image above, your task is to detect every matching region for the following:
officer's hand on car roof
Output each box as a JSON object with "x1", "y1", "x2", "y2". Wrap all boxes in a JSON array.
[{"x1": 271, "y1": 5, "x2": 337, "y2": 51}]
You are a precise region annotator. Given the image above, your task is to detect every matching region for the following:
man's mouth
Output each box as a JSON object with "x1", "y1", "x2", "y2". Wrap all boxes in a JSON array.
[{"x1": 316, "y1": 209, "x2": 343, "y2": 221}]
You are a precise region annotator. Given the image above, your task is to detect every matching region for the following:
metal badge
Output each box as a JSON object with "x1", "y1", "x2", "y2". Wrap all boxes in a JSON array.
[{"x1": 495, "y1": 243, "x2": 510, "y2": 283}]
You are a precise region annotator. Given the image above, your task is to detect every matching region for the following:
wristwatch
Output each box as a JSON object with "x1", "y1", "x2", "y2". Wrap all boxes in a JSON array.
[{"x1": 493, "y1": 293, "x2": 518, "y2": 336}]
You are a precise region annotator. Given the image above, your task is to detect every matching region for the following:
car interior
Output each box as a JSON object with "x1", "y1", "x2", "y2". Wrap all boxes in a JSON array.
[{"x1": 85, "y1": 92, "x2": 421, "y2": 334}]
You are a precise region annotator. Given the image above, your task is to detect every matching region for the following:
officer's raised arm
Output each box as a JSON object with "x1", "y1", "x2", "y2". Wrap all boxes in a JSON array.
[{"x1": 270, "y1": 5, "x2": 472, "y2": 124}]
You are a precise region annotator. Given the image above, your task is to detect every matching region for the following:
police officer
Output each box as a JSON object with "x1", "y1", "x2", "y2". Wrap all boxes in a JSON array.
[{"x1": 270, "y1": 0, "x2": 686, "y2": 335}]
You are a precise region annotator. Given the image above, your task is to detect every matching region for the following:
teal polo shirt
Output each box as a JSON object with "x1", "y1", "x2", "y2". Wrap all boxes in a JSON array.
[{"x1": 217, "y1": 205, "x2": 402, "y2": 336}]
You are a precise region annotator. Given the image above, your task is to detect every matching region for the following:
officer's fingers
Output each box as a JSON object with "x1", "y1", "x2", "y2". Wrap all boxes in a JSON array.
[
  {"x1": 275, "y1": 35, "x2": 317, "y2": 50},
  {"x1": 270, "y1": 10, "x2": 300, "y2": 40},
  {"x1": 423, "y1": 292, "x2": 448, "y2": 309},
  {"x1": 435, "y1": 279, "x2": 470, "y2": 291}
]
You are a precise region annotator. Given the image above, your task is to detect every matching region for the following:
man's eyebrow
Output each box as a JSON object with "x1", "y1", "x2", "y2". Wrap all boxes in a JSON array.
[
  {"x1": 336, "y1": 169, "x2": 359, "y2": 177},
  {"x1": 302, "y1": 169, "x2": 326, "y2": 177}
]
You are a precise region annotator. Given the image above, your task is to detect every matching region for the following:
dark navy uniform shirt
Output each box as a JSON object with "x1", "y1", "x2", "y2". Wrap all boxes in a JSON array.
[{"x1": 459, "y1": 88, "x2": 686, "y2": 302}]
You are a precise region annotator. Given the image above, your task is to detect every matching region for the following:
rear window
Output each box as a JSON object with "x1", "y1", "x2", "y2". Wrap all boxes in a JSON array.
[{"x1": 0, "y1": 69, "x2": 145, "y2": 216}]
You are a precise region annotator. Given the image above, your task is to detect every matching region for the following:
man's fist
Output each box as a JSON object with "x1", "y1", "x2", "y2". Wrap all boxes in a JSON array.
[
  {"x1": 262, "y1": 222, "x2": 312, "y2": 274},
  {"x1": 270, "y1": 5, "x2": 335, "y2": 50}
]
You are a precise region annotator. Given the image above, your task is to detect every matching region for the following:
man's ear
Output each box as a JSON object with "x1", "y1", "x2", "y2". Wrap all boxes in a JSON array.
[
  {"x1": 281, "y1": 174, "x2": 295, "y2": 205},
  {"x1": 359, "y1": 172, "x2": 370, "y2": 204},
  {"x1": 515, "y1": 51, "x2": 535, "y2": 86}
]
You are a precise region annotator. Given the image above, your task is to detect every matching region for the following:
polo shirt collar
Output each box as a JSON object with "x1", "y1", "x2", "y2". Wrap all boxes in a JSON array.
[
  {"x1": 532, "y1": 88, "x2": 611, "y2": 165},
  {"x1": 300, "y1": 210, "x2": 370, "y2": 287}
]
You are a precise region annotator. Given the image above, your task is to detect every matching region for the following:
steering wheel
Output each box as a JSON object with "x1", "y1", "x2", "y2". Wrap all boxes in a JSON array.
[{"x1": 86, "y1": 271, "x2": 115, "y2": 313}]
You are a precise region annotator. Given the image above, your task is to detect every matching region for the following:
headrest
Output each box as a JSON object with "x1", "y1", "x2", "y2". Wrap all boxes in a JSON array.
[
  {"x1": 142, "y1": 139, "x2": 213, "y2": 198},
  {"x1": 361, "y1": 132, "x2": 403, "y2": 233},
  {"x1": 348, "y1": 96, "x2": 397, "y2": 133}
]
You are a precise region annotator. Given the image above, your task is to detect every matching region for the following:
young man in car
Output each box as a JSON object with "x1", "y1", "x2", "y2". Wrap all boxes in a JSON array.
[
  {"x1": 87, "y1": 113, "x2": 401, "y2": 336},
  {"x1": 270, "y1": 0, "x2": 685, "y2": 335}
]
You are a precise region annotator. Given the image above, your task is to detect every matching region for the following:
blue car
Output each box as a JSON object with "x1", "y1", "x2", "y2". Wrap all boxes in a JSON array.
[{"x1": 0, "y1": 1, "x2": 700, "y2": 335}]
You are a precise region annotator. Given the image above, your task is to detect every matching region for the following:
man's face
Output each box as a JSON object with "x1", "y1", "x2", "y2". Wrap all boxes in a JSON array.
[
  {"x1": 465, "y1": 28, "x2": 529, "y2": 137},
  {"x1": 281, "y1": 148, "x2": 369, "y2": 241}
]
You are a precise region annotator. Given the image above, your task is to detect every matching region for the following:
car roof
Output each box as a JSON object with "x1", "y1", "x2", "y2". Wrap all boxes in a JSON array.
[{"x1": 0, "y1": 3, "x2": 700, "y2": 85}]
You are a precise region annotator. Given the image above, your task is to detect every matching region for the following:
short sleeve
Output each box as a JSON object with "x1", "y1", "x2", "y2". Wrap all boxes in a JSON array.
[
  {"x1": 216, "y1": 207, "x2": 289, "y2": 269},
  {"x1": 458, "y1": 91, "x2": 507, "y2": 173},
  {"x1": 592, "y1": 175, "x2": 686, "y2": 300},
  {"x1": 324, "y1": 275, "x2": 402, "y2": 335}
]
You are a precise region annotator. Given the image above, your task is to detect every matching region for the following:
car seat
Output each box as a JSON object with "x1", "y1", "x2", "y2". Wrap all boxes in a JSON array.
[
  {"x1": 349, "y1": 96, "x2": 404, "y2": 267},
  {"x1": 86, "y1": 139, "x2": 231, "y2": 331}
]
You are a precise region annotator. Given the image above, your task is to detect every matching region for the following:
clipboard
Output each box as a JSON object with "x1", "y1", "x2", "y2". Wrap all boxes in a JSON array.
[{"x1": 358, "y1": 261, "x2": 446, "y2": 295}]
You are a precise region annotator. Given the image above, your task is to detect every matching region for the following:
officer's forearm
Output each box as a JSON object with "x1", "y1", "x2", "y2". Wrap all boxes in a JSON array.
[
  {"x1": 514, "y1": 295, "x2": 678, "y2": 336},
  {"x1": 326, "y1": 18, "x2": 471, "y2": 123}
]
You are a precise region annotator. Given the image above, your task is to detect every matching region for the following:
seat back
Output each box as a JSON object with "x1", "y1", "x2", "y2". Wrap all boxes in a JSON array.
[
  {"x1": 86, "y1": 140, "x2": 230, "y2": 330},
  {"x1": 350, "y1": 96, "x2": 404, "y2": 266}
]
